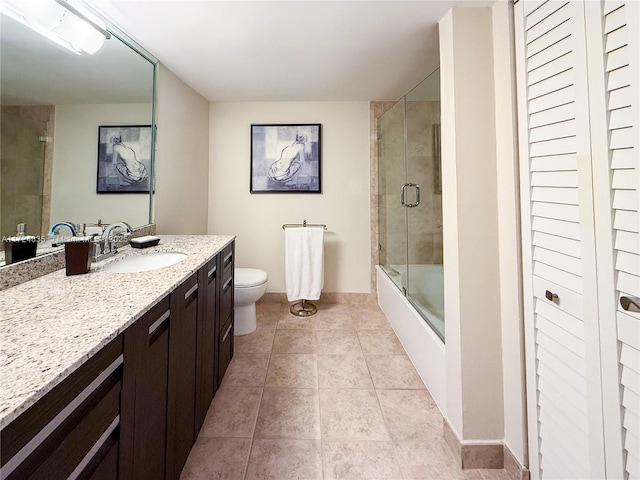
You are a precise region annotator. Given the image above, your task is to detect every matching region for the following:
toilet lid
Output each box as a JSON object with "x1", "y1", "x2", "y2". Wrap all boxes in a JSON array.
[{"x1": 235, "y1": 268, "x2": 268, "y2": 288}]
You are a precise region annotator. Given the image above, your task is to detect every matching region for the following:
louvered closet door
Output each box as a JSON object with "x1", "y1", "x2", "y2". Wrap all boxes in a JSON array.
[
  {"x1": 587, "y1": 1, "x2": 640, "y2": 478},
  {"x1": 514, "y1": 1, "x2": 606, "y2": 478}
]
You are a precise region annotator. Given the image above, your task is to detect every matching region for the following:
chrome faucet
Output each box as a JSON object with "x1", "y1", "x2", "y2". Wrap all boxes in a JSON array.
[
  {"x1": 93, "y1": 221, "x2": 133, "y2": 261},
  {"x1": 48, "y1": 222, "x2": 77, "y2": 246}
]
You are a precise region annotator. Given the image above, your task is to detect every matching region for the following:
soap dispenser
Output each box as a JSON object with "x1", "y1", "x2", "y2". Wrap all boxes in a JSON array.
[{"x1": 3, "y1": 223, "x2": 38, "y2": 264}]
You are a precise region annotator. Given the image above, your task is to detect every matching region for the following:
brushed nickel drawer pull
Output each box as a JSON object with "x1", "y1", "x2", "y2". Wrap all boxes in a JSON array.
[
  {"x1": 545, "y1": 290, "x2": 559, "y2": 303},
  {"x1": 208, "y1": 266, "x2": 217, "y2": 278},
  {"x1": 223, "y1": 276, "x2": 233, "y2": 290},
  {"x1": 184, "y1": 284, "x2": 198, "y2": 300},
  {"x1": 620, "y1": 296, "x2": 640, "y2": 313},
  {"x1": 222, "y1": 323, "x2": 233, "y2": 342},
  {"x1": 148, "y1": 310, "x2": 170, "y2": 335},
  {"x1": 223, "y1": 252, "x2": 233, "y2": 264}
]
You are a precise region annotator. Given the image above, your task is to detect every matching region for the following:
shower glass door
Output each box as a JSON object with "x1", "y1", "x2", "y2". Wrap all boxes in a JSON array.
[
  {"x1": 377, "y1": 68, "x2": 444, "y2": 341},
  {"x1": 377, "y1": 98, "x2": 407, "y2": 291},
  {"x1": 405, "y1": 70, "x2": 444, "y2": 338}
]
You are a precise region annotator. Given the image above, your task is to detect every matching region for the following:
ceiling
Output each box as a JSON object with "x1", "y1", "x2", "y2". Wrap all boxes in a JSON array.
[{"x1": 91, "y1": 0, "x2": 495, "y2": 102}]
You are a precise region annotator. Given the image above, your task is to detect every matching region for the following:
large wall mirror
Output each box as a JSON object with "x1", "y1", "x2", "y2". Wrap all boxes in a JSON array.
[{"x1": 0, "y1": 5, "x2": 157, "y2": 266}]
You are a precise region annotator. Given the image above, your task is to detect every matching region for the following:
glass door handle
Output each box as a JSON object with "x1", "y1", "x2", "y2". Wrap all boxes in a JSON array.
[
  {"x1": 401, "y1": 183, "x2": 420, "y2": 207},
  {"x1": 401, "y1": 183, "x2": 409, "y2": 206}
]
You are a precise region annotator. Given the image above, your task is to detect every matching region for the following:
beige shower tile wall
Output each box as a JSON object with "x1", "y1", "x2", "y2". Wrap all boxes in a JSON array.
[{"x1": 1, "y1": 105, "x2": 55, "y2": 238}]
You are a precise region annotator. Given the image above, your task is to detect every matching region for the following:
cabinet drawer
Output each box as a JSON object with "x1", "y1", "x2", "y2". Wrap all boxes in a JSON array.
[
  {"x1": 1, "y1": 336, "x2": 123, "y2": 480},
  {"x1": 218, "y1": 315, "x2": 234, "y2": 385}
]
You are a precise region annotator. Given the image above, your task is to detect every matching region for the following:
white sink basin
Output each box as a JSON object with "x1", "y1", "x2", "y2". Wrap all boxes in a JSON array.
[{"x1": 103, "y1": 252, "x2": 188, "y2": 273}]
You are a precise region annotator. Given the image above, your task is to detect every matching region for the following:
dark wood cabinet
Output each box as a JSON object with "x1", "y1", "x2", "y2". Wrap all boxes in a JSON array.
[
  {"x1": 0, "y1": 336, "x2": 124, "y2": 480},
  {"x1": 1, "y1": 240, "x2": 235, "y2": 480},
  {"x1": 166, "y1": 273, "x2": 199, "y2": 480},
  {"x1": 119, "y1": 297, "x2": 171, "y2": 480}
]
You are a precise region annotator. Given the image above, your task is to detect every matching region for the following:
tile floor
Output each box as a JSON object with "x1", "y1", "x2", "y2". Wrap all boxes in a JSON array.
[{"x1": 181, "y1": 302, "x2": 511, "y2": 480}]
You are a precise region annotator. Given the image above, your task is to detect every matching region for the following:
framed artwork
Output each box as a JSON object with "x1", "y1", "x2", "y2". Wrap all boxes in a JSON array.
[
  {"x1": 250, "y1": 124, "x2": 321, "y2": 193},
  {"x1": 97, "y1": 125, "x2": 152, "y2": 193}
]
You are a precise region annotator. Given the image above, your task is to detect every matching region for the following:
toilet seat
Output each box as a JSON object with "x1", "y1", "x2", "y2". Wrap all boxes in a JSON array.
[{"x1": 235, "y1": 268, "x2": 268, "y2": 288}]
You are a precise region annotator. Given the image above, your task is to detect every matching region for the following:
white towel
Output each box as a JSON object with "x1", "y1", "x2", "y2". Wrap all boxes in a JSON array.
[{"x1": 285, "y1": 227, "x2": 324, "y2": 302}]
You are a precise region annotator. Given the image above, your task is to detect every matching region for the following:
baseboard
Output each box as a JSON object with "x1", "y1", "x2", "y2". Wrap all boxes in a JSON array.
[
  {"x1": 443, "y1": 419, "x2": 529, "y2": 478},
  {"x1": 259, "y1": 292, "x2": 377, "y2": 306}
]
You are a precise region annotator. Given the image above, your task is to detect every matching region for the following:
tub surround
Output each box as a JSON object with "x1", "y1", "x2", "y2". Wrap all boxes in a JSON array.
[{"x1": 0, "y1": 234, "x2": 234, "y2": 428}]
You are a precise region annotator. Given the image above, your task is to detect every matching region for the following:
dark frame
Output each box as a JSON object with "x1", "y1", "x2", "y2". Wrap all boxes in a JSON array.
[
  {"x1": 97, "y1": 125, "x2": 152, "y2": 193},
  {"x1": 250, "y1": 124, "x2": 322, "y2": 193}
]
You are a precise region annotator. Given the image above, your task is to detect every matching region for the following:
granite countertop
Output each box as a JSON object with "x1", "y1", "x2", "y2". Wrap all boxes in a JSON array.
[{"x1": 0, "y1": 235, "x2": 234, "y2": 428}]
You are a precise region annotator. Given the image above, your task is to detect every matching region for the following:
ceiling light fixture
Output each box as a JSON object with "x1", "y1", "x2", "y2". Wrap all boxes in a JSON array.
[{"x1": 0, "y1": 0, "x2": 110, "y2": 55}]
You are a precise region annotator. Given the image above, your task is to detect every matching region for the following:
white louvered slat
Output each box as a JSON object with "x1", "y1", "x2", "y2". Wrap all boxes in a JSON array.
[
  {"x1": 609, "y1": 106, "x2": 633, "y2": 129},
  {"x1": 618, "y1": 312, "x2": 640, "y2": 350},
  {"x1": 613, "y1": 189, "x2": 638, "y2": 210},
  {"x1": 538, "y1": 351, "x2": 587, "y2": 394},
  {"x1": 622, "y1": 387, "x2": 639, "y2": 418},
  {"x1": 614, "y1": 210, "x2": 639, "y2": 233},
  {"x1": 532, "y1": 216, "x2": 580, "y2": 239},
  {"x1": 606, "y1": 45, "x2": 629, "y2": 72},
  {"x1": 528, "y1": 87, "x2": 576, "y2": 116},
  {"x1": 531, "y1": 186, "x2": 579, "y2": 204},
  {"x1": 539, "y1": 425, "x2": 590, "y2": 478},
  {"x1": 608, "y1": 66, "x2": 630, "y2": 90},
  {"x1": 533, "y1": 231, "x2": 581, "y2": 257},
  {"x1": 529, "y1": 136, "x2": 576, "y2": 157},
  {"x1": 532, "y1": 201, "x2": 580, "y2": 222},
  {"x1": 534, "y1": 247, "x2": 582, "y2": 275},
  {"x1": 530, "y1": 153, "x2": 577, "y2": 171},
  {"x1": 604, "y1": 4, "x2": 626, "y2": 33},
  {"x1": 536, "y1": 330, "x2": 586, "y2": 378},
  {"x1": 527, "y1": 2, "x2": 571, "y2": 43},
  {"x1": 609, "y1": 84, "x2": 632, "y2": 108},
  {"x1": 615, "y1": 231, "x2": 640, "y2": 255},
  {"x1": 604, "y1": 1, "x2": 625, "y2": 16},
  {"x1": 528, "y1": 53, "x2": 573, "y2": 86},
  {"x1": 527, "y1": 36, "x2": 573, "y2": 72},
  {"x1": 620, "y1": 343, "x2": 640, "y2": 375},
  {"x1": 605, "y1": 25, "x2": 627, "y2": 53},
  {"x1": 612, "y1": 167, "x2": 638, "y2": 189},
  {"x1": 627, "y1": 450, "x2": 640, "y2": 479},
  {"x1": 617, "y1": 271, "x2": 640, "y2": 297},
  {"x1": 610, "y1": 127, "x2": 635, "y2": 149},
  {"x1": 526, "y1": 0, "x2": 568, "y2": 31},
  {"x1": 616, "y1": 252, "x2": 640, "y2": 276},
  {"x1": 536, "y1": 313, "x2": 585, "y2": 355},
  {"x1": 529, "y1": 118, "x2": 575, "y2": 142},
  {"x1": 611, "y1": 146, "x2": 635, "y2": 168},
  {"x1": 535, "y1": 297, "x2": 585, "y2": 338},
  {"x1": 621, "y1": 365, "x2": 640, "y2": 396},
  {"x1": 531, "y1": 170, "x2": 578, "y2": 187},
  {"x1": 538, "y1": 381, "x2": 589, "y2": 424},
  {"x1": 524, "y1": 0, "x2": 551, "y2": 17},
  {"x1": 534, "y1": 262, "x2": 583, "y2": 292}
]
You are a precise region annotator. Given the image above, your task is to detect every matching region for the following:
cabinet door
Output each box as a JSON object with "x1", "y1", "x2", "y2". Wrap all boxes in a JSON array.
[
  {"x1": 120, "y1": 297, "x2": 171, "y2": 480},
  {"x1": 195, "y1": 256, "x2": 218, "y2": 435},
  {"x1": 514, "y1": 1, "x2": 605, "y2": 478},
  {"x1": 167, "y1": 274, "x2": 199, "y2": 480}
]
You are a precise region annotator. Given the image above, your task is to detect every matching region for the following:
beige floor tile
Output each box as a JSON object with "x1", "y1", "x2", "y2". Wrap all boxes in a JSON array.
[
  {"x1": 323, "y1": 440, "x2": 402, "y2": 480},
  {"x1": 255, "y1": 388, "x2": 321, "y2": 439},
  {"x1": 245, "y1": 439, "x2": 323, "y2": 480},
  {"x1": 394, "y1": 439, "x2": 459, "y2": 480},
  {"x1": 317, "y1": 354, "x2": 373, "y2": 389},
  {"x1": 277, "y1": 311, "x2": 317, "y2": 329},
  {"x1": 179, "y1": 437, "x2": 251, "y2": 480},
  {"x1": 357, "y1": 330, "x2": 404, "y2": 354},
  {"x1": 377, "y1": 389, "x2": 442, "y2": 442},
  {"x1": 353, "y1": 308, "x2": 392, "y2": 330},
  {"x1": 314, "y1": 310, "x2": 356, "y2": 330},
  {"x1": 221, "y1": 353, "x2": 270, "y2": 387},
  {"x1": 234, "y1": 327, "x2": 275, "y2": 353},
  {"x1": 272, "y1": 329, "x2": 317, "y2": 353},
  {"x1": 256, "y1": 307, "x2": 279, "y2": 330},
  {"x1": 316, "y1": 330, "x2": 362, "y2": 354},
  {"x1": 366, "y1": 355, "x2": 425, "y2": 389},
  {"x1": 319, "y1": 389, "x2": 390, "y2": 440},
  {"x1": 265, "y1": 354, "x2": 318, "y2": 388},
  {"x1": 199, "y1": 386, "x2": 262, "y2": 437}
]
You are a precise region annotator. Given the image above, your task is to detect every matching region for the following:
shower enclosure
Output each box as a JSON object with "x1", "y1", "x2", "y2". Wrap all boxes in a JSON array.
[{"x1": 378, "y1": 68, "x2": 444, "y2": 340}]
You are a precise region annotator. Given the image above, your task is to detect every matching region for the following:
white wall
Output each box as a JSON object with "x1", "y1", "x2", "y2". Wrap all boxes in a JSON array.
[
  {"x1": 155, "y1": 64, "x2": 210, "y2": 234},
  {"x1": 50, "y1": 104, "x2": 151, "y2": 228},
  {"x1": 492, "y1": 0, "x2": 528, "y2": 466},
  {"x1": 208, "y1": 102, "x2": 370, "y2": 293},
  {"x1": 440, "y1": 7, "x2": 505, "y2": 442}
]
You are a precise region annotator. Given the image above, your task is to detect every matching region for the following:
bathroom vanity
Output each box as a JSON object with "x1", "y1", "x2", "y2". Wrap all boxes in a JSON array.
[{"x1": 0, "y1": 235, "x2": 235, "y2": 480}]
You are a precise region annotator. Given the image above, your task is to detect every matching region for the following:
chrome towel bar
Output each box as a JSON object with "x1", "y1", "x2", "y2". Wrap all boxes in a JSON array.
[{"x1": 282, "y1": 219, "x2": 327, "y2": 230}]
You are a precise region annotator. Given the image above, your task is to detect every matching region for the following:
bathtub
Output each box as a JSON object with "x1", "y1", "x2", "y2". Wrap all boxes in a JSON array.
[{"x1": 377, "y1": 265, "x2": 446, "y2": 412}]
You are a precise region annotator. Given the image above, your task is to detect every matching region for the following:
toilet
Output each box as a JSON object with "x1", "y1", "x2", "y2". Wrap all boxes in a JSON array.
[{"x1": 234, "y1": 268, "x2": 268, "y2": 335}]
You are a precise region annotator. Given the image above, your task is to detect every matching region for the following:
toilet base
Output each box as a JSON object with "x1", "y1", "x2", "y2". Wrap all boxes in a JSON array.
[{"x1": 234, "y1": 303, "x2": 257, "y2": 335}]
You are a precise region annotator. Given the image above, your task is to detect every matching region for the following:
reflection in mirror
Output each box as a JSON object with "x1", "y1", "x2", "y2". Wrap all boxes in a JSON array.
[{"x1": 0, "y1": 5, "x2": 156, "y2": 265}]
